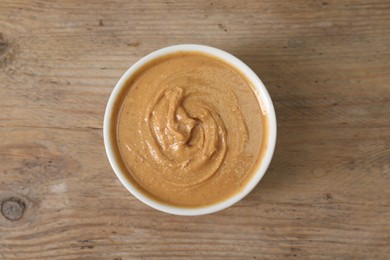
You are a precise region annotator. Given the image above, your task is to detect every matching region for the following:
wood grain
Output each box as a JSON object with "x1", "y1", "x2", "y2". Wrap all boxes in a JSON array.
[{"x1": 0, "y1": 0, "x2": 389, "y2": 259}]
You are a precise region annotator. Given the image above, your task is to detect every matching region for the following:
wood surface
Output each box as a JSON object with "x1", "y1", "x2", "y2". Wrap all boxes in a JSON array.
[{"x1": 0, "y1": 0, "x2": 389, "y2": 259}]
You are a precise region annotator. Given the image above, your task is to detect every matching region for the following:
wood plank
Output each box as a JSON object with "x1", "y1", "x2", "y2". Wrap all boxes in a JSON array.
[{"x1": 1, "y1": 0, "x2": 389, "y2": 259}]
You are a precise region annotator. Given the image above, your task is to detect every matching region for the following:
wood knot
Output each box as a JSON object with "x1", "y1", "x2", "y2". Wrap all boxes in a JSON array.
[
  {"x1": 1, "y1": 197, "x2": 26, "y2": 221},
  {"x1": 0, "y1": 32, "x2": 15, "y2": 68},
  {"x1": 0, "y1": 33, "x2": 8, "y2": 50},
  {"x1": 323, "y1": 193, "x2": 333, "y2": 200}
]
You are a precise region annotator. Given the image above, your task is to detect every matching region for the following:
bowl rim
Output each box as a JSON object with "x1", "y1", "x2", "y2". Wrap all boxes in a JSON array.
[{"x1": 103, "y1": 44, "x2": 277, "y2": 216}]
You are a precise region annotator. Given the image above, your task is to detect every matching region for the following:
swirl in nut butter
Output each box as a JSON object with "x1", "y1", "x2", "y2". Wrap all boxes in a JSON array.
[
  {"x1": 115, "y1": 52, "x2": 268, "y2": 207},
  {"x1": 145, "y1": 86, "x2": 230, "y2": 187}
]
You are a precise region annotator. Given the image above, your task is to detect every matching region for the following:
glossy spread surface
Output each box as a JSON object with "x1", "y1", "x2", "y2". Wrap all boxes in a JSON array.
[{"x1": 114, "y1": 51, "x2": 268, "y2": 207}]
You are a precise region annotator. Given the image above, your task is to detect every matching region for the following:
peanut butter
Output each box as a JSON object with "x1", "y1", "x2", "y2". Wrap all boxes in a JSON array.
[{"x1": 113, "y1": 51, "x2": 268, "y2": 207}]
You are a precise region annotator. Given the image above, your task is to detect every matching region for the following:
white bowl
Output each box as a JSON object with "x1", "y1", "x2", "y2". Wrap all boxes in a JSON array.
[{"x1": 104, "y1": 44, "x2": 277, "y2": 216}]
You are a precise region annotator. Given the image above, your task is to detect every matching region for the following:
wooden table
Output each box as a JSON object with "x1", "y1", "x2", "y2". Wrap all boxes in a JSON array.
[{"x1": 1, "y1": 1, "x2": 389, "y2": 259}]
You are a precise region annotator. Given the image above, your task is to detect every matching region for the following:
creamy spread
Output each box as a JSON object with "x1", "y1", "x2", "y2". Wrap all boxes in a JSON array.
[{"x1": 113, "y1": 51, "x2": 268, "y2": 207}]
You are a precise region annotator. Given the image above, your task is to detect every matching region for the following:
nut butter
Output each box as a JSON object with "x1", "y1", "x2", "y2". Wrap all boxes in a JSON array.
[{"x1": 112, "y1": 51, "x2": 268, "y2": 207}]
